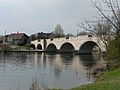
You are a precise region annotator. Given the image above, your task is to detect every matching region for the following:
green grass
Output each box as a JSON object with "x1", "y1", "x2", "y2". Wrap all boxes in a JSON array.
[
  {"x1": 49, "y1": 68, "x2": 120, "y2": 90},
  {"x1": 71, "y1": 68, "x2": 120, "y2": 90}
]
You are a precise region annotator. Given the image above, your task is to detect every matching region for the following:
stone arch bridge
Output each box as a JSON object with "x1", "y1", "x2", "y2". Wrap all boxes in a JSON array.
[{"x1": 31, "y1": 35, "x2": 106, "y2": 54}]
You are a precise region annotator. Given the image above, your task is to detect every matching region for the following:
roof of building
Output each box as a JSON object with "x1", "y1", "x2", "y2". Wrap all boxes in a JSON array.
[{"x1": 7, "y1": 32, "x2": 29, "y2": 40}]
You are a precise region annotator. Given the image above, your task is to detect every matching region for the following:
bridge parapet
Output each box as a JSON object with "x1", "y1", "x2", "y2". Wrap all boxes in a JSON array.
[{"x1": 31, "y1": 35, "x2": 106, "y2": 53}]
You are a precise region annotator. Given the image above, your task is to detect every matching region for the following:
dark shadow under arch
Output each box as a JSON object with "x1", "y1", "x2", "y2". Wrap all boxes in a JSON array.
[
  {"x1": 37, "y1": 44, "x2": 42, "y2": 50},
  {"x1": 30, "y1": 44, "x2": 35, "y2": 50},
  {"x1": 79, "y1": 41, "x2": 100, "y2": 54},
  {"x1": 46, "y1": 43, "x2": 57, "y2": 52},
  {"x1": 60, "y1": 42, "x2": 75, "y2": 53}
]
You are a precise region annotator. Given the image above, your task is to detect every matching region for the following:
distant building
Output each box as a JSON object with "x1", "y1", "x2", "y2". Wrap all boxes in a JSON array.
[
  {"x1": 30, "y1": 32, "x2": 52, "y2": 40},
  {"x1": 6, "y1": 32, "x2": 29, "y2": 45},
  {"x1": 36, "y1": 32, "x2": 51, "y2": 39}
]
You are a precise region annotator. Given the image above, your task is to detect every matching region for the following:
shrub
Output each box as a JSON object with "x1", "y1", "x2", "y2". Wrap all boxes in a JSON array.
[
  {"x1": 0, "y1": 44, "x2": 11, "y2": 52},
  {"x1": 106, "y1": 36, "x2": 120, "y2": 69}
]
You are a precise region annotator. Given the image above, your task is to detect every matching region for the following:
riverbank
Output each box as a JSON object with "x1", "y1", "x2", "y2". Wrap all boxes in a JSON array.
[
  {"x1": 48, "y1": 68, "x2": 120, "y2": 90},
  {"x1": 71, "y1": 68, "x2": 120, "y2": 90}
]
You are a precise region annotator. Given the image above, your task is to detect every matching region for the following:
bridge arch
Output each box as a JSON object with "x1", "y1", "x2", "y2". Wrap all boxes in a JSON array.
[
  {"x1": 46, "y1": 43, "x2": 57, "y2": 52},
  {"x1": 79, "y1": 41, "x2": 101, "y2": 54},
  {"x1": 31, "y1": 35, "x2": 106, "y2": 53},
  {"x1": 60, "y1": 42, "x2": 75, "y2": 53},
  {"x1": 30, "y1": 44, "x2": 35, "y2": 50},
  {"x1": 37, "y1": 44, "x2": 42, "y2": 50}
]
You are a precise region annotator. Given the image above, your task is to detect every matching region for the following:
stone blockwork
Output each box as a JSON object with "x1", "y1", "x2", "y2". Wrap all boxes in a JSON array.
[{"x1": 31, "y1": 35, "x2": 106, "y2": 54}]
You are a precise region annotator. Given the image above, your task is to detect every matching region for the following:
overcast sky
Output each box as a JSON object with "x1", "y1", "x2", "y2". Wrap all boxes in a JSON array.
[{"x1": 0, "y1": 0, "x2": 97, "y2": 35}]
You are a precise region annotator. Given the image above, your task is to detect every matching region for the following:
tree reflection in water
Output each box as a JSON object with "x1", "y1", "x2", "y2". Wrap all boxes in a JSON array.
[
  {"x1": 29, "y1": 74, "x2": 49, "y2": 90},
  {"x1": 0, "y1": 52, "x2": 28, "y2": 71},
  {"x1": 60, "y1": 53, "x2": 74, "y2": 66},
  {"x1": 79, "y1": 53, "x2": 102, "y2": 81},
  {"x1": 0, "y1": 52, "x2": 103, "y2": 90}
]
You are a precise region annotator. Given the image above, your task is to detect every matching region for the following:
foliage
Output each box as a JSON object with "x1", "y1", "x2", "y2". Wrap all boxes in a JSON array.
[
  {"x1": 106, "y1": 35, "x2": 120, "y2": 69},
  {"x1": 71, "y1": 68, "x2": 120, "y2": 90},
  {"x1": 77, "y1": 31, "x2": 90, "y2": 36},
  {"x1": 65, "y1": 33, "x2": 74, "y2": 37},
  {"x1": 30, "y1": 34, "x2": 37, "y2": 41},
  {"x1": 11, "y1": 45, "x2": 29, "y2": 51},
  {"x1": 49, "y1": 69, "x2": 120, "y2": 90},
  {"x1": 0, "y1": 44, "x2": 11, "y2": 52},
  {"x1": 78, "y1": 0, "x2": 120, "y2": 69}
]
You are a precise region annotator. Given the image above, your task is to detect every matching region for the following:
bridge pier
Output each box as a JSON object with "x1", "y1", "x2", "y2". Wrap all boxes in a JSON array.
[{"x1": 31, "y1": 35, "x2": 106, "y2": 54}]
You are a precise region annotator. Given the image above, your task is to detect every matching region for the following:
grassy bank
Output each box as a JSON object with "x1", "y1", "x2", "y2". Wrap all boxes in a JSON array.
[{"x1": 71, "y1": 68, "x2": 120, "y2": 90}]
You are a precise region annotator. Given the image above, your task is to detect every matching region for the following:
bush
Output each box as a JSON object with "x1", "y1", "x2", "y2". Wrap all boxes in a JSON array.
[
  {"x1": 106, "y1": 36, "x2": 120, "y2": 69},
  {"x1": 0, "y1": 44, "x2": 11, "y2": 52}
]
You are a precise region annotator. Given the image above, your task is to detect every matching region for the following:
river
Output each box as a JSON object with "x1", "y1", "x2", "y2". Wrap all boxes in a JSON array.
[{"x1": 0, "y1": 52, "x2": 103, "y2": 90}]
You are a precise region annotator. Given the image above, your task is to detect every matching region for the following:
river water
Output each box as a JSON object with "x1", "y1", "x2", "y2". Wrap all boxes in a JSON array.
[{"x1": 0, "y1": 52, "x2": 103, "y2": 90}]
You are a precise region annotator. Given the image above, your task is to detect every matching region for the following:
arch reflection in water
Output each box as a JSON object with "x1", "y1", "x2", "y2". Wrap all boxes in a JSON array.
[
  {"x1": 60, "y1": 53, "x2": 74, "y2": 67},
  {"x1": 79, "y1": 53, "x2": 102, "y2": 81},
  {"x1": 79, "y1": 53, "x2": 101, "y2": 68},
  {"x1": 0, "y1": 52, "x2": 103, "y2": 90},
  {"x1": 0, "y1": 52, "x2": 28, "y2": 70}
]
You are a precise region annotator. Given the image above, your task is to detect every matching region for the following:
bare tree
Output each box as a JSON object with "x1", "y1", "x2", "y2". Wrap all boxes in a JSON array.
[
  {"x1": 93, "y1": 19, "x2": 113, "y2": 47},
  {"x1": 78, "y1": 0, "x2": 120, "y2": 48},
  {"x1": 52, "y1": 24, "x2": 65, "y2": 37},
  {"x1": 92, "y1": 0, "x2": 120, "y2": 35},
  {"x1": 78, "y1": 18, "x2": 113, "y2": 48}
]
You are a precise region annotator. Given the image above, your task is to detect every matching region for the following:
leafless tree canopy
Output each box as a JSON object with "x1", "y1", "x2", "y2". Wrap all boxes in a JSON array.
[
  {"x1": 92, "y1": 0, "x2": 120, "y2": 35},
  {"x1": 78, "y1": 0, "x2": 120, "y2": 48}
]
